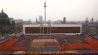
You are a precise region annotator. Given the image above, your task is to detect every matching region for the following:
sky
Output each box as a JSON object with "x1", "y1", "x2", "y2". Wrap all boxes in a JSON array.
[{"x1": 0, "y1": 0, "x2": 98, "y2": 21}]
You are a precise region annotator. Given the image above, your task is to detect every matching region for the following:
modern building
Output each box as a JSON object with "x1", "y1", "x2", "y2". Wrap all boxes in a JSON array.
[
  {"x1": 39, "y1": 16, "x2": 43, "y2": 24},
  {"x1": 14, "y1": 19, "x2": 23, "y2": 33},
  {"x1": 23, "y1": 24, "x2": 82, "y2": 35}
]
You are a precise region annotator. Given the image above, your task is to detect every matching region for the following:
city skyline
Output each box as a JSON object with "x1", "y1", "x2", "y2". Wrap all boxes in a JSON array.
[{"x1": 0, "y1": 0, "x2": 98, "y2": 21}]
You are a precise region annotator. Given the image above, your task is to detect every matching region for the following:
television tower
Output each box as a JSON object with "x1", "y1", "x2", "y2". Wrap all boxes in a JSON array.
[{"x1": 44, "y1": 1, "x2": 47, "y2": 25}]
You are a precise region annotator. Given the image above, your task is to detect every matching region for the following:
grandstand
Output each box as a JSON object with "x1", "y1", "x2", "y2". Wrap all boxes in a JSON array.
[
  {"x1": 0, "y1": 34, "x2": 98, "y2": 54},
  {"x1": 23, "y1": 24, "x2": 82, "y2": 35},
  {"x1": 0, "y1": 24, "x2": 98, "y2": 54}
]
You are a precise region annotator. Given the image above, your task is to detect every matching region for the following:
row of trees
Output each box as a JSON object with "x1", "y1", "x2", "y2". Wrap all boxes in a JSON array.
[{"x1": 0, "y1": 18, "x2": 15, "y2": 36}]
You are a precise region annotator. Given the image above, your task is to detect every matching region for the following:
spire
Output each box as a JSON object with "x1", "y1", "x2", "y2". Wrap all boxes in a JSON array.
[
  {"x1": 1, "y1": 9, "x2": 4, "y2": 13},
  {"x1": 90, "y1": 17, "x2": 94, "y2": 23},
  {"x1": 62, "y1": 17, "x2": 66, "y2": 24}
]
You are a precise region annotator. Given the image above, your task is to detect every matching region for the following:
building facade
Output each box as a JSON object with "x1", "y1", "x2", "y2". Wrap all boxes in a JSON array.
[
  {"x1": 0, "y1": 9, "x2": 15, "y2": 35},
  {"x1": 82, "y1": 18, "x2": 97, "y2": 35}
]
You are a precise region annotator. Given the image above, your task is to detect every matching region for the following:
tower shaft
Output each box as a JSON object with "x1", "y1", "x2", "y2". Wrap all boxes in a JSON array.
[{"x1": 44, "y1": 2, "x2": 46, "y2": 26}]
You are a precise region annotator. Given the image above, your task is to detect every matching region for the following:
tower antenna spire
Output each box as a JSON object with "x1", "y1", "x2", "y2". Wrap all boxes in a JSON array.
[{"x1": 44, "y1": 1, "x2": 47, "y2": 26}]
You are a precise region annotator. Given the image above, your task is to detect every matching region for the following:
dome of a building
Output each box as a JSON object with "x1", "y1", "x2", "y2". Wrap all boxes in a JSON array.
[{"x1": 0, "y1": 9, "x2": 8, "y2": 18}]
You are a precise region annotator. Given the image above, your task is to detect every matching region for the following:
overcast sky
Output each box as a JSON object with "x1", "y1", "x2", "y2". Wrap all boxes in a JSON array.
[{"x1": 0, "y1": 0, "x2": 98, "y2": 21}]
